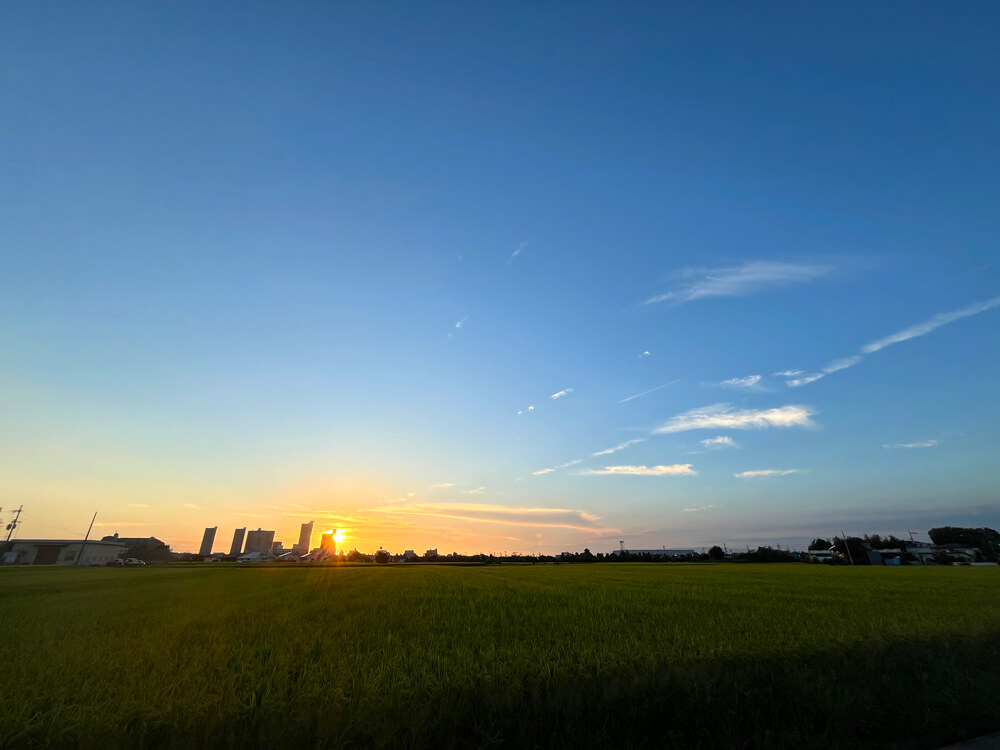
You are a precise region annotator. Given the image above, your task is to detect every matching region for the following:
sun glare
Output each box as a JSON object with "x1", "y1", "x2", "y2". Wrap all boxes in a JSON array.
[{"x1": 334, "y1": 530, "x2": 346, "y2": 544}]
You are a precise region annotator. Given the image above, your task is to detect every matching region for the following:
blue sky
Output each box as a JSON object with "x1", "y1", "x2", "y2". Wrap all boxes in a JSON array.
[{"x1": 2, "y1": 2, "x2": 998, "y2": 553}]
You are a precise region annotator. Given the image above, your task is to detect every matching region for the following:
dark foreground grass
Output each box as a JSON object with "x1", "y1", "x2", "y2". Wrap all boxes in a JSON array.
[{"x1": 2, "y1": 563, "x2": 999, "y2": 749}]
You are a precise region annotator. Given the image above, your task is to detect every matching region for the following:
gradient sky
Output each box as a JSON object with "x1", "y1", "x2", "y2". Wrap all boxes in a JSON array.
[{"x1": 2, "y1": 2, "x2": 998, "y2": 554}]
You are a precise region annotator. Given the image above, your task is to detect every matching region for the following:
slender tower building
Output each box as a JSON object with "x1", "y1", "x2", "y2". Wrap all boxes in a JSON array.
[
  {"x1": 230, "y1": 527, "x2": 246, "y2": 556},
  {"x1": 199, "y1": 527, "x2": 217, "y2": 557},
  {"x1": 296, "y1": 521, "x2": 314, "y2": 553}
]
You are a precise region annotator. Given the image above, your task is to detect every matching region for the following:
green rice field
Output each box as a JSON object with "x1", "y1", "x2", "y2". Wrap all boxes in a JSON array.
[{"x1": 2, "y1": 563, "x2": 999, "y2": 749}]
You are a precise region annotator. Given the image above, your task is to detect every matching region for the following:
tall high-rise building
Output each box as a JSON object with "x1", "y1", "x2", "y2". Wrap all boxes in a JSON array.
[
  {"x1": 320, "y1": 530, "x2": 336, "y2": 555},
  {"x1": 230, "y1": 527, "x2": 246, "y2": 556},
  {"x1": 244, "y1": 528, "x2": 276, "y2": 554},
  {"x1": 199, "y1": 527, "x2": 217, "y2": 557},
  {"x1": 295, "y1": 521, "x2": 314, "y2": 553}
]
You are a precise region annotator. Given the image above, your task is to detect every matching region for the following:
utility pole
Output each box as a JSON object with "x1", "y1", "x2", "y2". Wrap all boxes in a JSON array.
[
  {"x1": 841, "y1": 530, "x2": 855, "y2": 566},
  {"x1": 76, "y1": 512, "x2": 97, "y2": 566},
  {"x1": 5, "y1": 505, "x2": 23, "y2": 543}
]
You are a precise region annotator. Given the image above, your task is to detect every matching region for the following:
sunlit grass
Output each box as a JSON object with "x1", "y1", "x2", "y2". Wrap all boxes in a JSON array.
[{"x1": 2, "y1": 563, "x2": 999, "y2": 749}]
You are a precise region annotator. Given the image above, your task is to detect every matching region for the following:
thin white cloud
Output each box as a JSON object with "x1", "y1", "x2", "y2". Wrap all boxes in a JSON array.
[
  {"x1": 773, "y1": 369, "x2": 803, "y2": 377},
  {"x1": 786, "y1": 356, "x2": 862, "y2": 388},
  {"x1": 455, "y1": 317, "x2": 468, "y2": 329},
  {"x1": 461, "y1": 486, "x2": 487, "y2": 495},
  {"x1": 532, "y1": 458, "x2": 583, "y2": 476},
  {"x1": 700, "y1": 435, "x2": 736, "y2": 449},
  {"x1": 550, "y1": 388, "x2": 574, "y2": 400},
  {"x1": 883, "y1": 440, "x2": 939, "y2": 449},
  {"x1": 786, "y1": 373, "x2": 823, "y2": 387},
  {"x1": 719, "y1": 374, "x2": 762, "y2": 389},
  {"x1": 639, "y1": 351, "x2": 650, "y2": 358},
  {"x1": 735, "y1": 469, "x2": 806, "y2": 479},
  {"x1": 654, "y1": 404, "x2": 815, "y2": 434},
  {"x1": 583, "y1": 464, "x2": 697, "y2": 476},
  {"x1": 789, "y1": 296, "x2": 1000, "y2": 389},
  {"x1": 863, "y1": 297, "x2": 1000, "y2": 354},
  {"x1": 127, "y1": 503, "x2": 148, "y2": 508},
  {"x1": 183, "y1": 503, "x2": 200, "y2": 510},
  {"x1": 429, "y1": 482, "x2": 455, "y2": 489},
  {"x1": 618, "y1": 380, "x2": 680, "y2": 404},
  {"x1": 682, "y1": 505, "x2": 715, "y2": 512},
  {"x1": 645, "y1": 261, "x2": 830, "y2": 305},
  {"x1": 592, "y1": 438, "x2": 647, "y2": 456},
  {"x1": 824, "y1": 356, "x2": 862, "y2": 374},
  {"x1": 362, "y1": 501, "x2": 616, "y2": 534},
  {"x1": 508, "y1": 241, "x2": 527, "y2": 265}
]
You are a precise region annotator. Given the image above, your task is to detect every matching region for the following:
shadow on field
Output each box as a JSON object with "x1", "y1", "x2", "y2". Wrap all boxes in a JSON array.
[
  {"x1": 362, "y1": 635, "x2": 1000, "y2": 750},
  {"x1": 13, "y1": 633, "x2": 997, "y2": 750}
]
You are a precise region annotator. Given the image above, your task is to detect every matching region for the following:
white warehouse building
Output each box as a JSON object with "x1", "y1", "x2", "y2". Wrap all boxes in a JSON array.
[{"x1": 1, "y1": 539, "x2": 126, "y2": 566}]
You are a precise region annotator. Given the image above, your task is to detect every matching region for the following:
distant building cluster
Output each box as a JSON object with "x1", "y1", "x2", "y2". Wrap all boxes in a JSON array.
[{"x1": 1, "y1": 507, "x2": 996, "y2": 569}]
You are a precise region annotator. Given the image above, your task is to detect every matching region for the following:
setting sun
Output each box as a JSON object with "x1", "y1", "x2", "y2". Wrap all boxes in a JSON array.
[{"x1": 322, "y1": 529, "x2": 346, "y2": 546}]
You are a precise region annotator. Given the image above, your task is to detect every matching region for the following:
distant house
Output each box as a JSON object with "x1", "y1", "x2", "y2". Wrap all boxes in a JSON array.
[{"x1": 3, "y1": 539, "x2": 126, "y2": 566}]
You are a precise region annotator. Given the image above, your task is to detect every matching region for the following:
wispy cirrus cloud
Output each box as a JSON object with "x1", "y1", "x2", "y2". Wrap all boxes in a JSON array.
[
  {"x1": 550, "y1": 388, "x2": 574, "y2": 400},
  {"x1": 461, "y1": 486, "x2": 487, "y2": 495},
  {"x1": 644, "y1": 261, "x2": 830, "y2": 306},
  {"x1": 508, "y1": 241, "x2": 526, "y2": 265},
  {"x1": 639, "y1": 350, "x2": 650, "y2": 358},
  {"x1": 700, "y1": 435, "x2": 737, "y2": 449},
  {"x1": 516, "y1": 405, "x2": 536, "y2": 415},
  {"x1": 863, "y1": 296, "x2": 1000, "y2": 354},
  {"x1": 773, "y1": 369, "x2": 803, "y2": 377},
  {"x1": 784, "y1": 297, "x2": 1000, "y2": 389},
  {"x1": 592, "y1": 438, "x2": 646, "y2": 456},
  {"x1": 683, "y1": 505, "x2": 715, "y2": 512},
  {"x1": 582, "y1": 464, "x2": 697, "y2": 476},
  {"x1": 447, "y1": 317, "x2": 468, "y2": 340},
  {"x1": 721, "y1": 375, "x2": 762, "y2": 388},
  {"x1": 654, "y1": 404, "x2": 815, "y2": 434},
  {"x1": 786, "y1": 356, "x2": 862, "y2": 387},
  {"x1": 883, "y1": 439, "x2": 939, "y2": 449},
  {"x1": 532, "y1": 458, "x2": 583, "y2": 476},
  {"x1": 363, "y1": 501, "x2": 614, "y2": 534},
  {"x1": 182, "y1": 503, "x2": 200, "y2": 510},
  {"x1": 735, "y1": 469, "x2": 806, "y2": 479},
  {"x1": 429, "y1": 482, "x2": 455, "y2": 489},
  {"x1": 618, "y1": 380, "x2": 681, "y2": 404}
]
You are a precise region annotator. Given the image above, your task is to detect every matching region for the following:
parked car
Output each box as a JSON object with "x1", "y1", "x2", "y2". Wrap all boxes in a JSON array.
[
  {"x1": 106, "y1": 559, "x2": 125, "y2": 567},
  {"x1": 123, "y1": 558, "x2": 145, "y2": 566}
]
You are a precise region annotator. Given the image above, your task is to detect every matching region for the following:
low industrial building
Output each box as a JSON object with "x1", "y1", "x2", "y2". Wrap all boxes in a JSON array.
[
  {"x1": 2, "y1": 539, "x2": 126, "y2": 566},
  {"x1": 611, "y1": 548, "x2": 698, "y2": 558}
]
